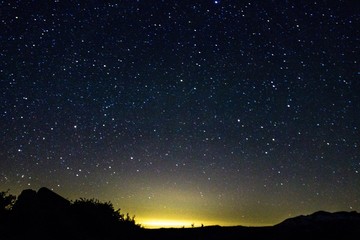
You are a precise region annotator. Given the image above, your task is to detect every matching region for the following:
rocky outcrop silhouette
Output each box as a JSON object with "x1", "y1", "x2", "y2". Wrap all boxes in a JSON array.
[
  {"x1": 8, "y1": 188, "x2": 71, "y2": 239},
  {"x1": 12, "y1": 187, "x2": 70, "y2": 218}
]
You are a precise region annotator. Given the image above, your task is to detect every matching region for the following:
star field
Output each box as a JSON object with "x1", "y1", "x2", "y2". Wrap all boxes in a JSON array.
[{"x1": 1, "y1": 0, "x2": 359, "y2": 227}]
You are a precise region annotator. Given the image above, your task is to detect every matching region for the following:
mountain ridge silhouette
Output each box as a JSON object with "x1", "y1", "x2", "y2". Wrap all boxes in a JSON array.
[{"x1": 277, "y1": 210, "x2": 360, "y2": 226}]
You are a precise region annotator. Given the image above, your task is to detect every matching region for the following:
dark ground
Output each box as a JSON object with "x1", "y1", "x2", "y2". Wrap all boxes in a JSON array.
[{"x1": 1, "y1": 188, "x2": 360, "y2": 240}]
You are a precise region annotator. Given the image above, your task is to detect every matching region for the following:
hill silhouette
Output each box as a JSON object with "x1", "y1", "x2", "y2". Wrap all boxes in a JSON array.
[{"x1": 1, "y1": 187, "x2": 360, "y2": 240}]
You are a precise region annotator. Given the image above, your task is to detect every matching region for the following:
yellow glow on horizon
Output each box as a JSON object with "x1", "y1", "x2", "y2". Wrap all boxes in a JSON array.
[
  {"x1": 138, "y1": 218, "x2": 223, "y2": 229},
  {"x1": 140, "y1": 219, "x2": 193, "y2": 228}
]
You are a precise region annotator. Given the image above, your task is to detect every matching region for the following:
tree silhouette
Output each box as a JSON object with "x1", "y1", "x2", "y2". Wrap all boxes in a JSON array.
[
  {"x1": 0, "y1": 190, "x2": 16, "y2": 223},
  {"x1": 0, "y1": 190, "x2": 16, "y2": 211}
]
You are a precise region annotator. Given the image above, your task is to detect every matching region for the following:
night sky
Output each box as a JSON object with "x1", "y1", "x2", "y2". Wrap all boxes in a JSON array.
[{"x1": 1, "y1": 0, "x2": 359, "y2": 228}]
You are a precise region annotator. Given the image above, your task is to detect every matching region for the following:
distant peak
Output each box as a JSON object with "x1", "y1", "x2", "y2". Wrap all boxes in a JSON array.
[{"x1": 277, "y1": 211, "x2": 360, "y2": 227}]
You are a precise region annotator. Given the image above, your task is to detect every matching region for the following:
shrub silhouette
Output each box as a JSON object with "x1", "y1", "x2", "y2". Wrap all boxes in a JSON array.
[{"x1": 71, "y1": 198, "x2": 136, "y2": 226}]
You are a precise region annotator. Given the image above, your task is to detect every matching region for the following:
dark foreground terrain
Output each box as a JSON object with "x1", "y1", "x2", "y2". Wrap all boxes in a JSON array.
[
  {"x1": 140, "y1": 211, "x2": 360, "y2": 240},
  {"x1": 1, "y1": 187, "x2": 360, "y2": 240}
]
